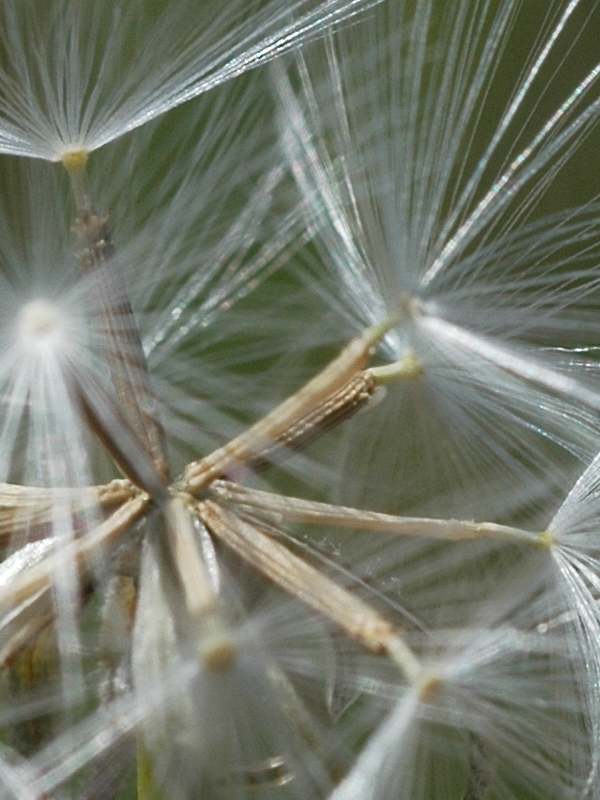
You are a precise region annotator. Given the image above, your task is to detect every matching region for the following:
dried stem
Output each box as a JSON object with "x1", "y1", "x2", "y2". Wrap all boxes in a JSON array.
[
  {"x1": 0, "y1": 496, "x2": 149, "y2": 616},
  {"x1": 0, "y1": 480, "x2": 135, "y2": 541},
  {"x1": 163, "y1": 497, "x2": 218, "y2": 620},
  {"x1": 183, "y1": 319, "x2": 395, "y2": 493},
  {"x1": 209, "y1": 481, "x2": 542, "y2": 544},
  {"x1": 71, "y1": 370, "x2": 168, "y2": 502},
  {"x1": 198, "y1": 499, "x2": 422, "y2": 684},
  {"x1": 64, "y1": 154, "x2": 168, "y2": 478}
]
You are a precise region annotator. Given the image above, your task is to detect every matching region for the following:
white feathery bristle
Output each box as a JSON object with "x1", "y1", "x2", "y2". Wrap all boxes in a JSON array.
[
  {"x1": 273, "y1": 0, "x2": 600, "y2": 517},
  {"x1": 133, "y1": 531, "x2": 339, "y2": 800},
  {"x1": 329, "y1": 570, "x2": 593, "y2": 800},
  {"x1": 0, "y1": 0, "x2": 384, "y2": 161},
  {"x1": 0, "y1": 1, "x2": 599, "y2": 798}
]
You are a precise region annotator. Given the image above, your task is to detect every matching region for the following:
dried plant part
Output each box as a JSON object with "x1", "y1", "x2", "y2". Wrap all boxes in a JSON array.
[
  {"x1": 198, "y1": 499, "x2": 421, "y2": 684},
  {"x1": 0, "y1": 480, "x2": 135, "y2": 541},
  {"x1": 209, "y1": 481, "x2": 542, "y2": 545},
  {"x1": 66, "y1": 155, "x2": 169, "y2": 478},
  {"x1": 182, "y1": 318, "x2": 396, "y2": 493},
  {"x1": 0, "y1": 496, "x2": 149, "y2": 622}
]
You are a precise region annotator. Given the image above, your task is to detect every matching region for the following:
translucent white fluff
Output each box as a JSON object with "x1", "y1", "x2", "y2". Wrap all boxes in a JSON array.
[
  {"x1": 132, "y1": 531, "x2": 338, "y2": 800},
  {"x1": 328, "y1": 574, "x2": 592, "y2": 800},
  {"x1": 0, "y1": 0, "x2": 383, "y2": 161},
  {"x1": 274, "y1": 0, "x2": 600, "y2": 517}
]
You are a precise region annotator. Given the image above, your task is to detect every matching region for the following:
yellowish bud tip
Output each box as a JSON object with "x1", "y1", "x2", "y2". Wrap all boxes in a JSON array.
[
  {"x1": 61, "y1": 150, "x2": 88, "y2": 173},
  {"x1": 201, "y1": 635, "x2": 236, "y2": 672},
  {"x1": 61, "y1": 151, "x2": 91, "y2": 211},
  {"x1": 537, "y1": 530, "x2": 555, "y2": 548},
  {"x1": 397, "y1": 352, "x2": 424, "y2": 380},
  {"x1": 369, "y1": 351, "x2": 424, "y2": 384},
  {"x1": 418, "y1": 672, "x2": 444, "y2": 702}
]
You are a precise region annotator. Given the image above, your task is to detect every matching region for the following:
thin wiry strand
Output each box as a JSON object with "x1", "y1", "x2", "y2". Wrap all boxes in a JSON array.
[
  {"x1": 540, "y1": 449, "x2": 600, "y2": 780},
  {"x1": 0, "y1": 162, "x2": 166, "y2": 749},
  {"x1": 0, "y1": 160, "x2": 146, "y2": 486},
  {"x1": 328, "y1": 571, "x2": 592, "y2": 800},
  {"x1": 21, "y1": 689, "x2": 143, "y2": 797},
  {"x1": 1, "y1": 3, "x2": 600, "y2": 797},
  {"x1": 0, "y1": 751, "x2": 41, "y2": 800},
  {"x1": 0, "y1": 90, "x2": 313, "y2": 483},
  {"x1": 0, "y1": 0, "x2": 384, "y2": 161},
  {"x1": 83, "y1": 77, "x2": 314, "y2": 473},
  {"x1": 424, "y1": 67, "x2": 600, "y2": 287},
  {"x1": 92, "y1": 73, "x2": 291, "y2": 332},
  {"x1": 276, "y1": 1, "x2": 600, "y2": 329},
  {"x1": 132, "y1": 528, "x2": 339, "y2": 800},
  {"x1": 546, "y1": 547, "x2": 600, "y2": 793},
  {"x1": 548, "y1": 447, "x2": 600, "y2": 542},
  {"x1": 418, "y1": 313, "x2": 600, "y2": 402},
  {"x1": 336, "y1": 309, "x2": 600, "y2": 516},
  {"x1": 0, "y1": 298, "x2": 95, "y2": 740},
  {"x1": 320, "y1": 442, "x2": 600, "y2": 790},
  {"x1": 274, "y1": 1, "x2": 600, "y2": 516}
]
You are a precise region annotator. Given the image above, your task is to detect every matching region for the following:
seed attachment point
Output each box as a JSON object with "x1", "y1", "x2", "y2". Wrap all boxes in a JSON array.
[
  {"x1": 418, "y1": 672, "x2": 444, "y2": 703},
  {"x1": 61, "y1": 150, "x2": 91, "y2": 210},
  {"x1": 18, "y1": 299, "x2": 59, "y2": 339},
  {"x1": 200, "y1": 633, "x2": 236, "y2": 672},
  {"x1": 536, "y1": 530, "x2": 555, "y2": 548},
  {"x1": 369, "y1": 351, "x2": 424, "y2": 384},
  {"x1": 60, "y1": 150, "x2": 88, "y2": 173},
  {"x1": 17, "y1": 299, "x2": 66, "y2": 355}
]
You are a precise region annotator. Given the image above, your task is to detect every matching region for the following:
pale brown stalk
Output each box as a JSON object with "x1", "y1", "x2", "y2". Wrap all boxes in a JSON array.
[
  {"x1": 198, "y1": 499, "x2": 421, "y2": 683},
  {"x1": 209, "y1": 481, "x2": 540, "y2": 544},
  {"x1": 183, "y1": 320, "x2": 393, "y2": 493},
  {"x1": 0, "y1": 496, "x2": 149, "y2": 616},
  {"x1": 0, "y1": 480, "x2": 135, "y2": 540},
  {"x1": 64, "y1": 154, "x2": 168, "y2": 478}
]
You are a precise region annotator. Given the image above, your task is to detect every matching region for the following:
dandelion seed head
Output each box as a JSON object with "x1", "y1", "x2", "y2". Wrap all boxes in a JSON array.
[
  {"x1": 1, "y1": 1, "x2": 600, "y2": 796},
  {"x1": 274, "y1": 0, "x2": 600, "y2": 516},
  {"x1": 0, "y1": 0, "x2": 387, "y2": 161}
]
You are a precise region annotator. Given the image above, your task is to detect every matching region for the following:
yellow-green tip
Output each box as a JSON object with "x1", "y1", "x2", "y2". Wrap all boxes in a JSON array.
[
  {"x1": 61, "y1": 150, "x2": 91, "y2": 211},
  {"x1": 536, "y1": 530, "x2": 555, "y2": 548},
  {"x1": 370, "y1": 352, "x2": 424, "y2": 384},
  {"x1": 201, "y1": 634, "x2": 237, "y2": 672},
  {"x1": 418, "y1": 672, "x2": 444, "y2": 702},
  {"x1": 60, "y1": 150, "x2": 88, "y2": 173}
]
